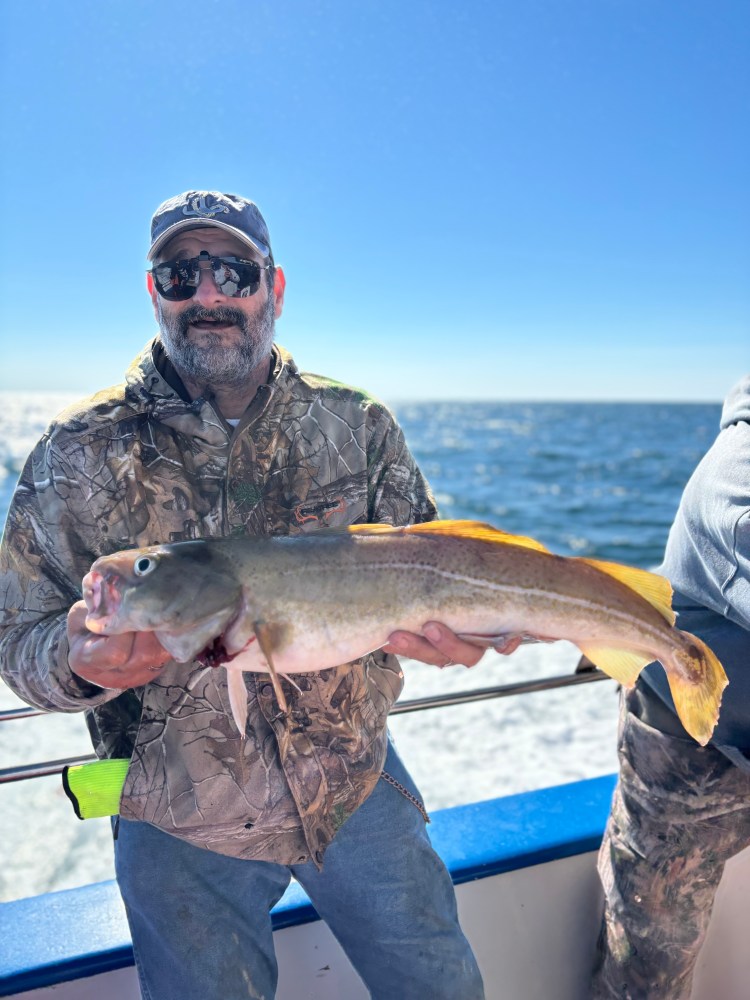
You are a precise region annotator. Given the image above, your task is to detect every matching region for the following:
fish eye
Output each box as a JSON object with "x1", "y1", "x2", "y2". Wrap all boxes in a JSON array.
[{"x1": 133, "y1": 555, "x2": 158, "y2": 577}]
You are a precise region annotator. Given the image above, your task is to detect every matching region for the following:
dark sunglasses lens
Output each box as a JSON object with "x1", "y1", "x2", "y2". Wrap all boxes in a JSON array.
[
  {"x1": 212, "y1": 259, "x2": 262, "y2": 298},
  {"x1": 151, "y1": 257, "x2": 264, "y2": 299},
  {"x1": 152, "y1": 262, "x2": 197, "y2": 301}
]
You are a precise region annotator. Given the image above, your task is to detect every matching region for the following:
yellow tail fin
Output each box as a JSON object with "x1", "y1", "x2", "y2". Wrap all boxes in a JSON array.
[
  {"x1": 663, "y1": 631, "x2": 728, "y2": 746},
  {"x1": 578, "y1": 631, "x2": 727, "y2": 746}
]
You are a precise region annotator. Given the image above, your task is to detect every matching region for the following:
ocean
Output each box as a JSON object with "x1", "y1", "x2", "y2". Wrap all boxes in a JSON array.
[{"x1": 0, "y1": 391, "x2": 721, "y2": 902}]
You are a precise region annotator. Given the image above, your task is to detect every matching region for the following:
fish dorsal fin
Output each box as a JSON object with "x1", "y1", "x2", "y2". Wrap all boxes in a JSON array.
[
  {"x1": 577, "y1": 558, "x2": 675, "y2": 626},
  {"x1": 345, "y1": 520, "x2": 551, "y2": 554},
  {"x1": 576, "y1": 644, "x2": 653, "y2": 687}
]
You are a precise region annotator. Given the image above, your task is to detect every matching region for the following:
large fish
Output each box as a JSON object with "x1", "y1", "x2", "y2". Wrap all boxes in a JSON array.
[{"x1": 82, "y1": 520, "x2": 727, "y2": 745}]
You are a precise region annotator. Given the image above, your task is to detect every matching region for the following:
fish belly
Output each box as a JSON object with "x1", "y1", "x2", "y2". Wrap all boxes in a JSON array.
[{"x1": 224, "y1": 592, "x2": 539, "y2": 675}]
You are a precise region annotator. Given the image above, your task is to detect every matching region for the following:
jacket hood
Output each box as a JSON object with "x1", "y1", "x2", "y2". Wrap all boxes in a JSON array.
[
  {"x1": 121, "y1": 337, "x2": 294, "y2": 447},
  {"x1": 720, "y1": 375, "x2": 750, "y2": 429}
]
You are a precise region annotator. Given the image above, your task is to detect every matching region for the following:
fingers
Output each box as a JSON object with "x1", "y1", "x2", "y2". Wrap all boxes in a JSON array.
[
  {"x1": 67, "y1": 603, "x2": 170, "y2": 688},
  {"x1": 493, "y1": 635, "x2": 523, "y2": 656},
  {"x1": 385, "y1": 622, "x2": 486, "y2": 668},
  {"x1": 66, "y1": 600, "x2": 90, "y2": 637}
]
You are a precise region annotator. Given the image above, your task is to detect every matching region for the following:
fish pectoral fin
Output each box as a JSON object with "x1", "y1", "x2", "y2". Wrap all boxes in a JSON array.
[
  {"x1": 576, "y1": 644, "x2": 652, "y2": 687},
  {"x1": 345, "y1": 519, "x2": 552, "y2": 553},
  {"x1": 577, "y1": 559, "x2": 675, "y2": 626},
  {"x1": 225, "y1": 667, "x2": 249, "y2": 736},
  {"x1": 254, "y1": 621, "x2": 289, "y2": 715}
]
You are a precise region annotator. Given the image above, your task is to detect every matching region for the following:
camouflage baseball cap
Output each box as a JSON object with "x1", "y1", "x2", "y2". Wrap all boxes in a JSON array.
[{"x1": 148, "y1": 191, "x2": 273, "y2": 261}]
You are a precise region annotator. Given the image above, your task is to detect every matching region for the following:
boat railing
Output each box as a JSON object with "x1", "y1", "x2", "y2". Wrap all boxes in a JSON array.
[{"x1": 0, "y1": 668, "x2": 610, "y2": 785}]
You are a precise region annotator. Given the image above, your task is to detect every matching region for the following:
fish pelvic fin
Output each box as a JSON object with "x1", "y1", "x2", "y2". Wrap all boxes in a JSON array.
[
  {"x1": 345, "y1": 520, "x2": 552, "y2": 553},
  {"x1": 576, "y1": 558, "x2": 675, "y2": 626},
  {"x1": 661, "y1": 631, "x2": 728, "y2": 747},
  {"x1": 576, "y1": 644, "x2": 652, "y2": 687},
  {"x1": 226, "y1": 668, "x2": 249, "y2": 737},
  {"x1": 254, "y1": 621, "x2": 289, "y2": 715}
]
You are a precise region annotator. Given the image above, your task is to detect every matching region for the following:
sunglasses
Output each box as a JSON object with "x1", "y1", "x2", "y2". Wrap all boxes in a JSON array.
[{"x1": 150, "y1": 250, "x2": 271, "y2": 301}]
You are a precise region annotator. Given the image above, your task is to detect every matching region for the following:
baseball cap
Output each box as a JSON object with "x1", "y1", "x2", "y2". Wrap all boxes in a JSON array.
[{"x1": 148, "y1": 190, "x2": 273, "y2": 261}]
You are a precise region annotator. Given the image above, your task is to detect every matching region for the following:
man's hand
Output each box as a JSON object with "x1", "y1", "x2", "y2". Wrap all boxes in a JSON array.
[
  {"x1": 67, "y1": 601, "x2": 172, "y2": 689},
  {"x1": 382, "y1": 621, "x2": 523, "y2": 668}
]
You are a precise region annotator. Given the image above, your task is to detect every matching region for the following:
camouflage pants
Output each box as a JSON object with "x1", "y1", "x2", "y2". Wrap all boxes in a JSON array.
[{"x1": 591, "y1": 692, "x2": 750, "y2": 1000}]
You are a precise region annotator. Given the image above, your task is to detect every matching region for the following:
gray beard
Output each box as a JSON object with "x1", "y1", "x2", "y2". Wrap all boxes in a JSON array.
[{"x1": 157, "y1": 296, "x2": 275, "y2": 389}]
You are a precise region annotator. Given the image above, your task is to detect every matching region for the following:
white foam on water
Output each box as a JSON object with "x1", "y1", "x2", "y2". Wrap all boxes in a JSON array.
[
  {"x1": 0, "y1": 391, "x2": 80, "y2": 462},
  {"x1": 0, "y1": 643, "x2": 619, "y2": 902}
]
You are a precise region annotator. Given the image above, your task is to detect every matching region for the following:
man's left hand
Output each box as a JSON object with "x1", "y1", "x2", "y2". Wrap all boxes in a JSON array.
[{"x1": 383, "y1": 621, "x2": 522, "y2": 668}]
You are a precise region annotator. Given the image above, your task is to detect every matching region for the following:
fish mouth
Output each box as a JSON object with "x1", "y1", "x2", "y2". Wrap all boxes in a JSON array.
[{"x1": 82, "y1": 568, "x2": 124, "y2": 634}]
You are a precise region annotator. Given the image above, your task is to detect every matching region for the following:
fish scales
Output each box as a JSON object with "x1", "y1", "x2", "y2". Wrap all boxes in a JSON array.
[
  {"x1": 224, "y1": 535, "x2": 674, "y2": 663},
  {"x1": 81, "y1": 520, "x2": 728, "y2": 746}
]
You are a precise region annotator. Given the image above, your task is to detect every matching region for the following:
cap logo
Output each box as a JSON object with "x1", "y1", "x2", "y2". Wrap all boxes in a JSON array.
[{"x1": 181, "y1": 195, "x2": 232, "y2": 219}]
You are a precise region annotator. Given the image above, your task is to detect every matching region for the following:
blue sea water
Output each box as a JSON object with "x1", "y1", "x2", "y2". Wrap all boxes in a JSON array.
[
  {"x1": 0, "y1": 395, "x2": 721, "y2": 563},
  {"x1": 394, "y1": 400, "x2": 719, "y2": 568}
]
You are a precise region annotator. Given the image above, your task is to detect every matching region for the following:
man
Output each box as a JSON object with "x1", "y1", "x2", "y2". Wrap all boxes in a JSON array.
[
  {"x1": 0, "y1": 191, "x2": 487, "y2": 1000},
  {"x1": 592, "y1": 377, "x2": 750, "y2": 999}
]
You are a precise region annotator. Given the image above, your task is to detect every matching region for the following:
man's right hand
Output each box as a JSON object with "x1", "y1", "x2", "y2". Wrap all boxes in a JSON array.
[{"x1": 67, "y1": 600, "x2": 172, "y2": 689}]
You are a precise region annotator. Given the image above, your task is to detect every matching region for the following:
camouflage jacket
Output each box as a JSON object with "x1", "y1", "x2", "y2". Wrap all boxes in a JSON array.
[{"x1": 0, "y1": 340, "x2": 437, "y2": 865}]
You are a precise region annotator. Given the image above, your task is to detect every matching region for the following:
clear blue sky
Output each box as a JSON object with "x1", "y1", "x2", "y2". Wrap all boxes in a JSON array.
[{"x1": 1, "y1": 0, "x2": 748, "y2": 401}]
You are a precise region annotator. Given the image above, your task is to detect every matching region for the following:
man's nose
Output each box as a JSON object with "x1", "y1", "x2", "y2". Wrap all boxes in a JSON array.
[{"x1": 191, "y1": 263, "x2": 225, "y2": 305}]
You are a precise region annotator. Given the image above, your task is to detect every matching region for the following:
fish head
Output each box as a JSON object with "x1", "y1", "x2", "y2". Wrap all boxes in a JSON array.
[{"x1": 82, "y1": 541, "x2": 243, "y2": 663}]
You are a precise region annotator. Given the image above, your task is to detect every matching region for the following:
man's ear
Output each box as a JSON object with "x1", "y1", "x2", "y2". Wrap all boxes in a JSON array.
[{"x1": 273, "y1": 265, "x2": 286, "y2": 319}]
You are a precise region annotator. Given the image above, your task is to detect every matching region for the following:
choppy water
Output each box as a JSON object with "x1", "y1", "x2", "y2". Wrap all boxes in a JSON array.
[
  {"x1": 0, "y1": 392, "x2": 720, "y2": 901},
  {"x1": 395, "y1": 400, "x2": 718, "y2": 567}
]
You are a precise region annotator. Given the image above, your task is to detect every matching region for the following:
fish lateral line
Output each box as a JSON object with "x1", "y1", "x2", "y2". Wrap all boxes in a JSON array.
[{"x1": 320, "y1": 561, "x2": 675, "y2": 646}]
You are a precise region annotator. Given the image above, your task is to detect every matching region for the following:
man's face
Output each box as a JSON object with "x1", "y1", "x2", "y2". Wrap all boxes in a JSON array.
[{"x1": 150, "y1": 228, "x2": 285, "y2": 388}]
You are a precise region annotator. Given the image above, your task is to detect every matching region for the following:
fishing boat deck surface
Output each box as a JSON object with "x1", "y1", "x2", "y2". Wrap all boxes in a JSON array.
[
  {"x1": 2, "y1": 776, "x2": 612, "y2": 998},
  {"x1": 2, "y1": 773, "x2": 749, "y2": 999}
]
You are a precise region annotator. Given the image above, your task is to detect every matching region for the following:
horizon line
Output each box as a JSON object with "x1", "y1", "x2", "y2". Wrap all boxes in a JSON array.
[{"x1": 0, "y1": 387, "x2": 723, "y2": 406}]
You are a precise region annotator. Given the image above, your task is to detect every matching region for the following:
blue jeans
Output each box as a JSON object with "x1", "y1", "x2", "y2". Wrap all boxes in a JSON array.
[{"x1": 114, "y1": 740, "x2": 484, "y2": 1000}]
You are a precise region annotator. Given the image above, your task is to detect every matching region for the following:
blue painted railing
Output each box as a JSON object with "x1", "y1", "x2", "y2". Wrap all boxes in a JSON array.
[{"x1": 0, "y1": 774, "x2": 616, "y2": 996}]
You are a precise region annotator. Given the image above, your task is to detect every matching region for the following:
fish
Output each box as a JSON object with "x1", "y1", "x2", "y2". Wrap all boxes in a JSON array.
[{"x1": 81, "y1": 520, "x2": 728, "y2": 745}]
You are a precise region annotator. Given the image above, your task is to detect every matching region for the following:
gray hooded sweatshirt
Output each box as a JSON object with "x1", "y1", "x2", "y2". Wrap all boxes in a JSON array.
[{"x1": 639, "y1": 376, "x2": 750, "y2": 765}]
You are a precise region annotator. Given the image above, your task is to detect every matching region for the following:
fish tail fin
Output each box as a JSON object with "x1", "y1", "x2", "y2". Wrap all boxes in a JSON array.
[
  {"x1": 576, "y1": 634, "x2": 728, "y2": 747},
  {"x1": 662, "y1": 631, "x2": 728, "y2": 747}
]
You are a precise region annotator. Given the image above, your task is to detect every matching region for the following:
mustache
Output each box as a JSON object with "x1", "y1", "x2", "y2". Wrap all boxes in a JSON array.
[{"x1": 177, "y1": 304, "x2": 249, "y2": 332}]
